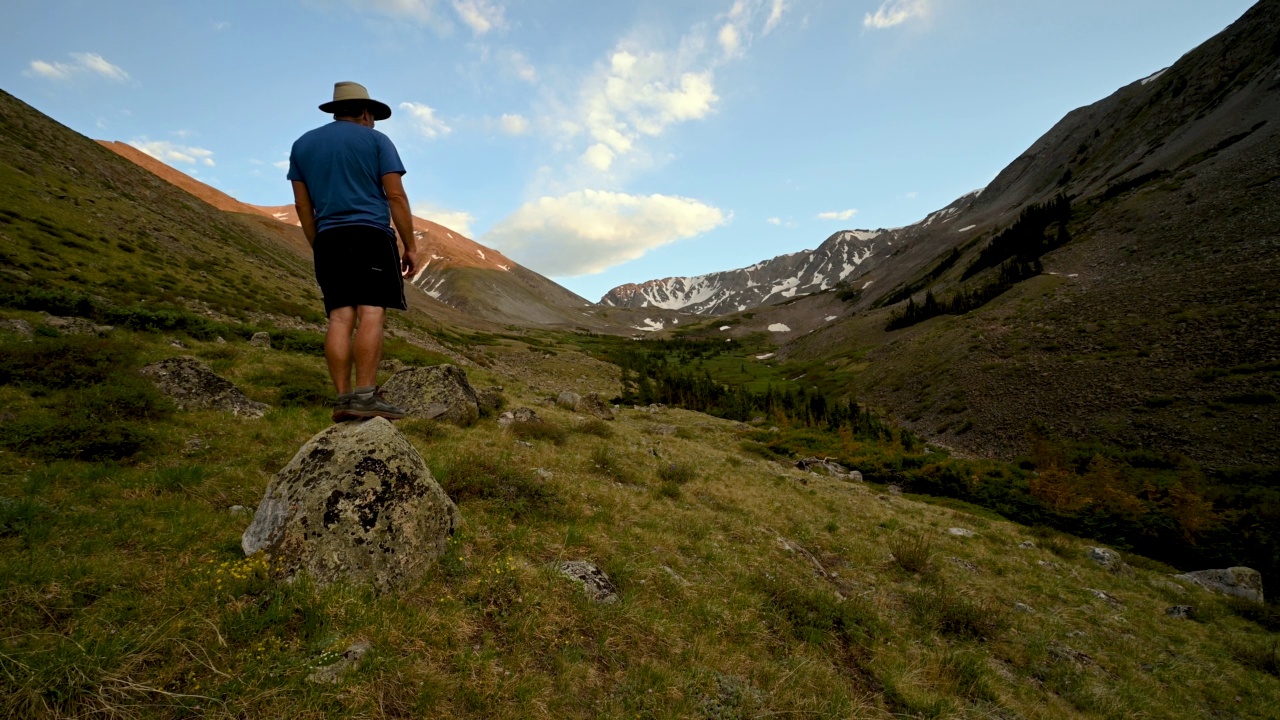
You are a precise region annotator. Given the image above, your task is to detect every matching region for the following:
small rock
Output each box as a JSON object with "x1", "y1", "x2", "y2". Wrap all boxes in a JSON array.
[
  {"x1": 215, "y1": 336, "x2": 227, "y2": 344},
  {"x1": 949, "y1": 556, "x2": 980, "y2": 573},
  {"x1": 45, "y1": 316, "x2": 112, "y2": 336},
  {"x1": 141, "y1": 356, "x2": 270, "y2": 418},
  {"x1": 847, "y1": 470, "x2": 864, "y2": 482},
  {"x1": 1088, "y1": 547, "x2": 1127, "y2": 573},
  {"x1": 948, "y1": 527, "x2": 977, "y2": 538},
  {"x1": 0, "y1": 318, "x2": 33, "y2": 339},
  {"x1": 378, "y1": 358, "x2": 407, "y2": 374},
  {"x1": 767, "y1": 426, "x2": 780, "y2": 433},
  {"x1": 498, "y1": 407, "x2": 540, "y2": 429},
  {"x1": 307, "y1": 642, "x2": 371, "y2": 684},
  {"x1": 1015, "y1": 602, "x2": 1035, "y2": 613},
  {"x1": 553, "y1": 560, "x2": 619, "y2": 603},
  {"x1": 249, "y1": 331, "x2": 272, "y2": 349},
  {"x1": 1085, "y1": 588, "x2": 1121, "y2": 604},
  {"x1": 1165, "y1": 605, "x2": 1195, "y2": 619},
  {"x1": 661, "y1": 565, "x2": 689, "y2": 585},
  {"x1": 229, "y1": 505, "x2": 251, "y2": 516},
  {"x1": 556, "y1": 391, "x2": 581, "y2": 410},
  {"x1": 1173, "y1": 567, "x2": 1265, "y2": 604},
  {"x1": 517, "y1": 440, "x2": 534, "y2": 448},
  {"x1": 1050, "y1": 643, "x2": 1095, "y2": 666},
  {"x1": 577, "y1": 393, "x2": 616, "y2": 420},
  {"x1": 887, "y1": 485, "x2": 903, "y2": 496},
  {"x1": 1019, "y1": 541, "x2": 1036, "y2": 549},
  {"x1": 535, "y1": 468, "x2": 553, "y2": 480},
  {"x1": 1037, "y1": 560, "x2": 1062, "y2": 571},
  {"x1": 170, "y1": 339, "x2": 186, "y2": 348}
]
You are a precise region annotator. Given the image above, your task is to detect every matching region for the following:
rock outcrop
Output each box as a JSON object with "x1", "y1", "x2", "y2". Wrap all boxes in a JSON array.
[
  {"x1": 45, "y1": 315, "x2": 112, "y2": 336},
  {"x1": 140, "y1": 356, "x2": 269, "y2": 418},
  {"x1": 380, "y1": 364, "x2": 480, "y2": 426},
  {"x1": 1174, "y1": 567, "x2": 1264, "y2": 604},
  {"x1": 249, "y1": 331, "x2": 272, "y2": 349},
  {"x1": 553, "y1": 560, "x2": 619, "y2": 604},
  {"x1": 498, "y1": 407, "x2": 540, "y2": 429},
  {"x1": 241, "y1": 417, "x2": 459, "y2": 591}
]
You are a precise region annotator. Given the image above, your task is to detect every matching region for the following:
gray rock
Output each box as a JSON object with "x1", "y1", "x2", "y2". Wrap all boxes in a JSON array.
[
  {"x1": 534, "y1": 468, "x2": 553, "y2": 480},
  {"x1": 475, "y1": 386, "x2": 506, "y2": 414},
  {"x1": 381, "y1": 364, "x2": 480, "y2": 426},
  {"x1": 577, "y1": 393, "x2": 616, "y2": 420},
  {"x1": 1019, "y1": 541, "x2": 1037, "y2": 549},
  {"x1": 1015, "y1": 602, "x2": 1035, "y2": 613},
  {"x1": 1088, "y1": 547, "x2": 1126, "y2": 572},
  {"x1": 307, "y1": 642, "x2": 371, "y2": 684},
  {"x1": 948, "y1": 527, "x2": 977, "y2": 538},
  {"x1": 0, "y1": 319, "x2": 33, "y2": 339},
  {"x1": 241, "y1": 417, "x2": 459, "y2": 592},
  {"x1": 795, "y1": 457, "x2": 854, "y2": 478},
  {"x1": 141, "y1": 356, "x2": 269, "y2": 418},
  {"x1": 378, "y1": 358, "x2": 407, "y2": 374},
  {"x1": 45, "y1": 316, "x2": 111, "y2": 336},
  {"x1": 1165, "y1": 605, "x2": 1195, "y2": 619},
  {"x1": 887, "y1": 484, "x2": 903, "y2": 496},
  {"x1": 553, "y1": 560, "x2": 618, "y2": 603},
  {"x1": 949, "y1": 556, "x2": 980, "y2": 573},
  {"x1": 229, "y1": 505, "x2": 251, "y2": 516},
  {"x1": 556, "y1": 391, "x2": 581, "y2": 410},
  {"x1": 498, "y1": 407, "x2": 540, "y2": 429},
  {"x1": 1173, "y1": 567, "x2": 1264, "y2": 604},
  {"x1": 249, "y1": 331, "x2": 272, "y2": 349},
  {"x1": 215, "y1": 336, "x2": 227, "y2": 344},
  {"x1": 847, "y1": 470, "x2": 864, "y2": 482},
  {"x1": 1085, "y1": 588, "x2": 1121, "y2": 604}
]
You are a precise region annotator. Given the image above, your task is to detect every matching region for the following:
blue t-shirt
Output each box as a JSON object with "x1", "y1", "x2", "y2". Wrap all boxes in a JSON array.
[{"x1": 287, "y1": 121, "x2": 406, "y2": 235}]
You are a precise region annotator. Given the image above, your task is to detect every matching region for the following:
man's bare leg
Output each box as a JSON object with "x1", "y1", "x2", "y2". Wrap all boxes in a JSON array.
[
  {"x1": 325, "y1": 306, "x2": 357, "y2": 394},
  {"x1": 352, "y1": 305, "x2": 386, "y2": 390}
]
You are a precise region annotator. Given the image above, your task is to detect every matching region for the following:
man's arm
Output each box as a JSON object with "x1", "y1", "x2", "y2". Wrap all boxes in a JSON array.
[
  {"x1": 381, "y1": 172, "x2": 420, "y2": 278},
  {"x1": 291, "y1": 181, "x2": 318, "y2": 246}
]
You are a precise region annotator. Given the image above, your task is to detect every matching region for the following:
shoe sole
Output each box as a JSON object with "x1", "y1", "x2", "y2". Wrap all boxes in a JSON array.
[{"x1": 343, "y1": 408, "x2": 406, "y2": 421}]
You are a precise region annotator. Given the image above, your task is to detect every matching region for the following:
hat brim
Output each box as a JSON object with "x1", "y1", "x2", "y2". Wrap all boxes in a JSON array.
[{"x1": 319, "y1": 99, "x2": 392, "y2": 121}]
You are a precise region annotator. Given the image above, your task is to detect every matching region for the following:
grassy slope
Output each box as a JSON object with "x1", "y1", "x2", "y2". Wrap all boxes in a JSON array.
[{"x1": 1, "y1": 327, "x2": 1279, "y2": 718}]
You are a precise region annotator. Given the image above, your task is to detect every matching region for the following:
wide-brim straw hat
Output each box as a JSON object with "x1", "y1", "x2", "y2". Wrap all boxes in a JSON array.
[{"x1": 318, "y1": 81, "x2": 392, "y2": 121}]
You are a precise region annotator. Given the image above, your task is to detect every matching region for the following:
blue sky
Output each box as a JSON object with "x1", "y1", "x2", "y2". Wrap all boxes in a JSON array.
[{"x1": 0, "y1": 0, "x2": 1257, "y2": 301}]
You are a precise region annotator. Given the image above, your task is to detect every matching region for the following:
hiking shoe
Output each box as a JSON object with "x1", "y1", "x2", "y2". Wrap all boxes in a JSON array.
[
  {"x1": 345, "y1": 388, "x2": 407, "y2": 420},
  {"x1": 331, "y1": 392, "x2": 359, "y2": 422}
]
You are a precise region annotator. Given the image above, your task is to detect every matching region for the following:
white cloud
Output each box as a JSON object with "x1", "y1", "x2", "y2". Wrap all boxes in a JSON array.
[
  {"x1": 213, "y1": 20, "x2": 231, "y2": 30},
  {"x1": 818, "y1": 209, "x2": 858, "y2": 221},
  {"x1": 718, "y1": 23, "x2": 742, "y2": 58},
  {"x1": 863, "y1": 0, "x2": 929, "y2": 30},
  {"x1": 498, "y1": 113, "x2": 529, "y2": 135},
  {"x1": 483, "y1": 190, "x2": 726, "y2": 276},
  {"x1": 767, "y1": 217, "x2": 782, "y2": 226},
  {"x1": 27, "y1": 52, "x2": 129, "y2": 82},
  {"x1": 347, "y1": 0, "x2": 439, "y2": 24},
  {"x1": 398, "y1": 102, "x2": 452, "y2": 139},
  {"x1": 905, "y1": 191, "x2": 918, "y2": 199},
  {"x1": 506, "y1": 50, "x2": 537, "y2": 83},
  {"x1": 452, "y1": 0, "x2": 505, "y2": 35},
  {"x1": 413, "y1": 202, "x2": 476, "y2": 236},
  {"x1": 582, "y1": 144, "x2": 616, "y2": 171},
  {"x1": 129, "y1": 139, "x2": 215, "y2": 167},
  {"x1": 763, "y1": 0, "x2": 788, "y2": 34},
  {"x1": 273, "y1": 160, "x2": 290, "y2": 170}
]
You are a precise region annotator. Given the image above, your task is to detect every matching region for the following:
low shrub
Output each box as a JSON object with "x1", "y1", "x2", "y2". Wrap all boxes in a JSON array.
[
  {"x1": 761, "y1": 577, "x2": 882, "y2": 650},
  {"x1": 657, "y1": 462, "x2": 696, "y2": 485},
  {"x1": 888, "y1": 531, "x2": 935, "y2": 574},
  {"x1": 589, "y1": 444, "x2": 634, "y2": 484},
  {"x1": 508, "y1": 420, "x2": 568, "y2": 446},
  {"x1": 903, "y1": 585, "x2": 1006, "y2": 641},
  {"x1": 575, "y1": 418, "x2": 614, "y2": 438},
  {"x1": 432, "y1": 452, "x2": 563, "y2": 520}
]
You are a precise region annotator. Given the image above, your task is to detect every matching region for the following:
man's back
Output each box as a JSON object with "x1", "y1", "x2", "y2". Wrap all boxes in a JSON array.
[{"x1": 288, "y1": 121, "x2": 405, "y2": 235}]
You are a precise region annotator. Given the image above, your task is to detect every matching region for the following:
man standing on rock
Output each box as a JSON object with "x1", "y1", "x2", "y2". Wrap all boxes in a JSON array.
[{"x1": 288, "y1": 81, "x2": 419, "y2": 422}]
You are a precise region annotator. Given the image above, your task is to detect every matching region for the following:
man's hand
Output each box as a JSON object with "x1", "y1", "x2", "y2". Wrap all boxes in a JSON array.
[
  {"x1": 401, "y1": 246, "x2": 421, "y2": 278},
  {"x1": 291, "y1": 181, "x2": 317, "y2": 246}
]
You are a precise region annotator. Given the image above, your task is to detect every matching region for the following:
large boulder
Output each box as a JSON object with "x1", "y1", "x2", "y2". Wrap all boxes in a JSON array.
[
  {"x1": 380, "y1": 364, "x2": 480, "y2": 426},
  {"x1": 556, "y1": 391, "x2": 581, "y2": 410},
  {"x1": 140, "y1": 356, "x2": 269, "y2": 418},
  {"x1": 577, "y1": 393, "x2": 616, "y2": 420},
  {"x1": 242, "y1": 417, "x2": 459, "y2": 592},
  {"x1": 1174, "y1": 567, "x2": 1264, "y2": 604}
]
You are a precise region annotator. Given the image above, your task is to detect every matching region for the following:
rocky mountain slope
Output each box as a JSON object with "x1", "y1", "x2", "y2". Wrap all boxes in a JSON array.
[{"x1": 758, "y1": 0, "x2": 1280, "y2": 469}]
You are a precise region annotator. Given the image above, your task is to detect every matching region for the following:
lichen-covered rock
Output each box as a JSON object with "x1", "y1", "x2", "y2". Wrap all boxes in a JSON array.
[
  {"x1": 1174, "y1": 567, "x2": 1264, "y2": 604},
  {"x1": 307, "y1": 642, "x2": 371, "y2": 684},
  {"x1": 556, "y1": 391, "x2": 581, "y2": 410},
  {"x1": 498, "y1": 407, "x2": 540, "y2": 429},
  {"x1": 381, "y1": 364, "x2": 479, "y2": 426},
  {"x1": 140, "y1": 356, "x2": 269, "y2": 418},
  {"x1": 242, "y1": 418, "x2": 459, "y2": 592},
  {"x1": 553, "y1": 560, "x2": 618, "y2": 603},
  {"x1": 475, "y1": 386, "x2": 506, "y2": 415},
  {"x1": 795, "y1": 457, "x2": 855, "y2": 478},
  {"x1": 45, "y1": 315, "x2": 112, "y2": 336},
  {"x1": 249, "y1": 331, "x2": 272, "y2": 348},
  {"x1": 0, "y1": 318, "x2": 33, "y2": 339},
  {"x1": 1088, "y1": 547, "x2": 1128, "y2": 573},
  {"x1": 577, "y1": 393, "x2": 615, "y2": 420}
]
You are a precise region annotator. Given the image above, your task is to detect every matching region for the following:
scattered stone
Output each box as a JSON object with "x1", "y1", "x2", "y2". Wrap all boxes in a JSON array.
[
  {"x1": 1085, "y1": 588, "x2": 1121, "y2": 604},
  {"x1": 307, "y1": 642, "x2": 371, "y2": 684},
  {"x1": 750, "y1": 416, "x2": 765, "y2": 425},
  {"x1": 535, "y1": 468, "x2": 553, "y2": 480},
  {"x1": 381, "y1": 364, "x2": 480, "y2": 426},
  {"x1": 475, "y1": 386, "x2": 506, "y2": 414},
  {"x1": 498, "y1": 407, "x2": 540, "y2": 429},
  {"x1": 577, "y1": 393, "x2": 616, "y2": 420},
  {"x1": 767, "y1": 426, "x2": 780, "y2": 433},
  {"x1": 1019, "y1": 540, "x2": 1036, "y2": 549},
  {"x1": 1173, "y1": 567, "x2": 1264, "y2": 604},
  {"x1": 1050, "y1": 643, "x2": 1096, "y2": 667},
  {"x1": 949, "y1": 556, "x2": 980, "y2": 573},
  {"x1": 241, "y1": 417, "x2": 460, "y2": 591},
  {"x1": 1165, "y1": 605, "x2": 1195, "y2": 619},
  {"x1": 553, "y1": 560, "x2": 618, "y2": 603},
  {"x1": 796, "y1": 457, "x2": 855, "y2": 478},
  {"x1": 698, "y1": 673, "x2": 764, "y2": 720},
  {"x1": 215, "y1": 336, "x2": 227, "y2": 344},
  {"x1": 517, "y1": 441, "x2": 533, "y2": 448},
  {"x1": 1088, "y1": 547, "x2": 1128, "y2": 573},
  {"x1": 0, "y1": 319, "x2": 33, "y2": 339},
  {"x1": 1066, "y1": 630, "x2": 1088, "y2": 638},
  {"x1": 847, "y1": 470, "x2": 864, "y2": 482},
  {"x1": 141, "y1": 356, "x2": 270, "y2": 418},
  {"x1": 733, "y1": 422, "x2": 750, "y2": 431},
  {"x1": 556, "y1": 391, "x2": 581, "y2": 410},
  {"x1": 249, "y1": 331, "x2": 272, "y2": 349},
  {"x1": 661, "y1": 565, "x2": 689, "y2": 585},
  {"x1": 649, "y1": 424, "x2": 678, "y2": 436},
  {"x1": 1015, "y1": 602, "x2": 1035, "y2": 614},
  {"x1": 229, "y1": 505, "x2": 251, "y2": 516},
  {"x1": 948, "y1": 527, "x2": 977, "y2": 538},
  {"x1": 1037, "y1": 560, "x2": 1062, "y2": 571},
  {"x1": 887, "y1": 485, "x2": 903, "y2": 496},
  {"x1": 184, "y1": 436, "x2": 205, "y2": 454},
  {"x1": 45, "y1": 315, "x2": 112, "y2": 335},
  {"x1": 170, "y1": 339, "x2": 186, "y2": 348}
]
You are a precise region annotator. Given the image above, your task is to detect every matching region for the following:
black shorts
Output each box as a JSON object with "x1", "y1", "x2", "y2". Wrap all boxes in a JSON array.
[{"x1": 312, "y1": 224, "x2": 408, "y2": 315}]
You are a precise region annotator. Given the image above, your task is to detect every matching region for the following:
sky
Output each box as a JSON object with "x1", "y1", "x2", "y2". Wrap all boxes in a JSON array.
[{"x1": 0, "y1": 0, "x2": 1258, "y2": 301}]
